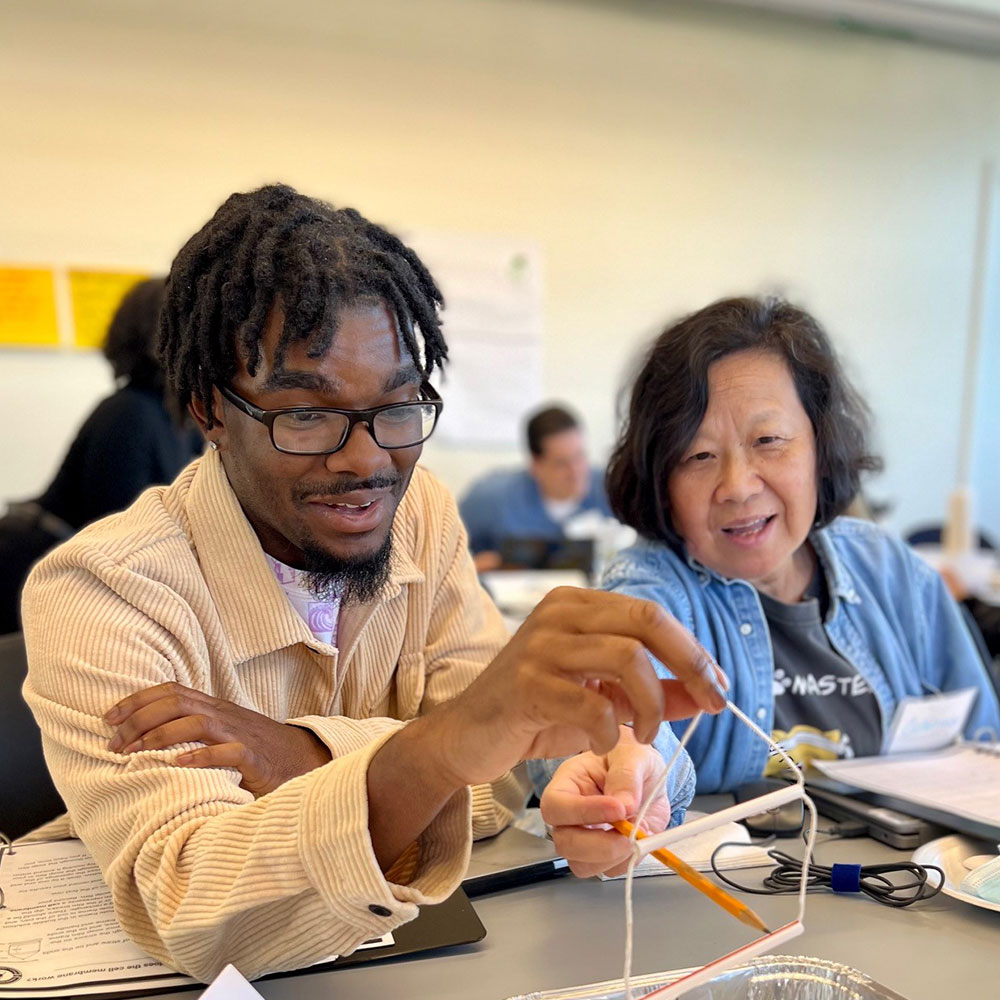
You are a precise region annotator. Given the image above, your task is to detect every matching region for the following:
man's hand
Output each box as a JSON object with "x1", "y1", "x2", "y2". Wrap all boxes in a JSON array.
[
  {"x1": 540, "y1": 726, "x2": 672, "y2": 878},
  {"x1": 419, "y1": 586, "x2": 727, "y2": 790},
  {"x1": 366, "y1": 587, "x2": 726, "y2": 870},
  {"x1": 105, "y1": 682, "x2": 331, "y2": 797}
]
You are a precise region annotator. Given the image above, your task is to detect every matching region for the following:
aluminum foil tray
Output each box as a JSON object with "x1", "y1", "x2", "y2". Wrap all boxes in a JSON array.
[{"x1": 505, "y1": 956, "x2": 909, "y2": 1000}]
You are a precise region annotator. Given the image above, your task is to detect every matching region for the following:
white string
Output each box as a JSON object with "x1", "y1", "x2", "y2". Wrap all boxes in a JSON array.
[
  {"x1": 632, "y1": 713, "x2": 703, "y2": 841},
  {"x1": 723, "y1": 701, "x2": 817, "y2": 926},
  {"x1": 623, "y1": 712, "x2": 703, "y2": 1000},
  {"x1": 621, "y1": 703, "x2": 818, "y2": 1000}
]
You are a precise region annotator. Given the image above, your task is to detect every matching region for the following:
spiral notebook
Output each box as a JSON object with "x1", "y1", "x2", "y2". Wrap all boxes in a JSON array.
[{"x1": 814, "y1": 740, "x2": 1000, "y2": 841}]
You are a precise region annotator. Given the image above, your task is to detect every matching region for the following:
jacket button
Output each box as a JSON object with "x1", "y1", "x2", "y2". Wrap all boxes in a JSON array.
[
  {"x1": 368, "y1": 904, "x2": 393, "y2": 917},
  {"x1": 739, "y1": 623, "x2": 753, "y2": 636},
  {"x1": 756, "y1": 707, "x2": 767, "y2": 721}
]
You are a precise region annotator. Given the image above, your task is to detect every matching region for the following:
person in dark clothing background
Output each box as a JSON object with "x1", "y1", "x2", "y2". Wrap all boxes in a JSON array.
[{"x1": 0, "y1": 277, "x2": 203, "y2": 634}]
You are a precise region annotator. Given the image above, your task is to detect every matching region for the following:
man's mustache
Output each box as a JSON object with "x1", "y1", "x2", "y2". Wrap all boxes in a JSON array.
[{"x1": 296, "y1": 472, "x2": 401, "y2": 502}]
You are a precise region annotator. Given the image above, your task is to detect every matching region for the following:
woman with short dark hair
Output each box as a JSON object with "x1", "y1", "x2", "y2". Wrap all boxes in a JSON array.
[{"x1": 602, "y1": 296, "x2": 999, "y2": 793}]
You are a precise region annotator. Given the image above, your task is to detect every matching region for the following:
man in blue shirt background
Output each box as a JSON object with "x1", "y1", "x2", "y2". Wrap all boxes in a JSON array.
[{"x1": 459, "y1": 404, "x2": 612, "y2": 572}]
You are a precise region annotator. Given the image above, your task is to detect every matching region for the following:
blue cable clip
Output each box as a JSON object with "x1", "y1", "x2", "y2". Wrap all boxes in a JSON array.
[{"x1": 831, "y1": 862, "x2": 862, "y2": 893}]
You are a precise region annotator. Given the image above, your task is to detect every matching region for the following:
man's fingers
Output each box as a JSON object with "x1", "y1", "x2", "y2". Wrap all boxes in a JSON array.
[
  {"x1": 546, "y1": 635, "x2": 666, "y2": 743},
  {"x1": 175, "y1": 743, "x2": 271, "y2": 795},
  {"x1": 657, "y1": 679, "x2": 702, "y2": 722},
  {"x1": 104, "y1": 682, "x2": 213, "y2": 725},
  {"x1": 535, "y1": 589, "x2": 729, "y2": 714},
  {"x1": 526, "y1": 654, "x2": 705, "y2": 745},
  {"x1": 175, "y1": 742, "x2": 251, "y2": 772},
  {"x1": 108, "y1": 697, "x2": 211, "y2": 751},
  {"x1": 113, "y1": 714, "x2": 224, "y2": 754},
  {"x1": 584, "y1": 592, "x2": 728, "y2": 711},
  {"x1": 524, "y1": 674, "x2": 622, "y2": 757}
]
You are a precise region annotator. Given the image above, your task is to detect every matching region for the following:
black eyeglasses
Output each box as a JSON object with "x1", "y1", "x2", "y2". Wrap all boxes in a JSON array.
[{"x1": 217, "y1": 382, "x2": 443, "y2": 455}]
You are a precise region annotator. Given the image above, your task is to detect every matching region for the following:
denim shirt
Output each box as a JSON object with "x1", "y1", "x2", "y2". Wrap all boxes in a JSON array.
[{"x1": 600, "y1": 517, "x2": 1000, "y2": 794}]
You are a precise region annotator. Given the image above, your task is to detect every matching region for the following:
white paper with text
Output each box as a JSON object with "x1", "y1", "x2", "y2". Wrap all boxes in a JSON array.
[{"x1": 0, "y1": 840, "x2": 391, "y2": 998}]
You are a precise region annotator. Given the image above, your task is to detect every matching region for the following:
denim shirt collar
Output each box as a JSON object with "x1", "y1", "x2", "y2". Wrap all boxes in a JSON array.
[
  {"x1": 680, "y1": 525, "x2": 861, "y2": 608},
  {"x1": 810, "y1": 525, "x2": 861, "y2": 606}
]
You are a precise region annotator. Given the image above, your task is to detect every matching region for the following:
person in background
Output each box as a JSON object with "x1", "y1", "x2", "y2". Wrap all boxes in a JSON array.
[
  {"x1": 459, "y1": 404, "x2": 612, "y2": 572},
  {"x1": 22, "y1": 184, "x2": 727, "y2": 981},
  {"x1": 594, "y1": 296, "x2": 1000, "y2": 794},
  {"x1": 0, "y1": 277, "x2": 202, "y2": 634}
]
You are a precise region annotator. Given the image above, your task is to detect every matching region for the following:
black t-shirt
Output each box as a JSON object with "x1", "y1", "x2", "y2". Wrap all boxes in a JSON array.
[{"x1": 759, "y1": 567, "x2": 881, "y2": 774}]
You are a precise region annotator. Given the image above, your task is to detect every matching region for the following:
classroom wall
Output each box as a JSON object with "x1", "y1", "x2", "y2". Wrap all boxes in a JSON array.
[{"x1": 1, "y1": 0, "x2": 998, "y2": 539}]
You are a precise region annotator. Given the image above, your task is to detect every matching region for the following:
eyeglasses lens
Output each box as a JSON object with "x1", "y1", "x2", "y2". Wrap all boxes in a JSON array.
[{"x1": 271, "y1": 403, "x2": 438, "y2": 454}]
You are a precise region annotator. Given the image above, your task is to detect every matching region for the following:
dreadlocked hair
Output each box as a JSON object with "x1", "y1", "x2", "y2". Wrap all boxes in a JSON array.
[{"x1": 158, "y1": 183, "x2": 447, "y2": 427}]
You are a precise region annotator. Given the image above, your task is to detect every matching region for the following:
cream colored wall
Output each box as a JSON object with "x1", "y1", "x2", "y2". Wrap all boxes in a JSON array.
[{"x1": 1, "y1": 0, "x2": 997, "y2": 538}]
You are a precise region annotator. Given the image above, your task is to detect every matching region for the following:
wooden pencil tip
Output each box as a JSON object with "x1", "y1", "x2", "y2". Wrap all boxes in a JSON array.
[{"x1": 737, "y1": 908, "x2": 771, "y2": 934}]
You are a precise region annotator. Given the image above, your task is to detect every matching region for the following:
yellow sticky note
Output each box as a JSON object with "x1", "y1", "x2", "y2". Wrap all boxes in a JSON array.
[
  {"x1": 0, "y1": 267, "x2": 60, "y2": 347},
  {"x1": 70, "y1": 269, "x2": 149, "y2": 350}
]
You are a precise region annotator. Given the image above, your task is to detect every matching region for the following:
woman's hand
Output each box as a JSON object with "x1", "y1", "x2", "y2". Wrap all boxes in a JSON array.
[{"x1": 540, "y1": 726, "x2": 672, "y2": 878}]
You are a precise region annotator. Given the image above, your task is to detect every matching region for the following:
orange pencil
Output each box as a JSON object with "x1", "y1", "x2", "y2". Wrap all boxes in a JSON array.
[{"x1": 612, "y1": 819, "x2": 770, "y2": 934}]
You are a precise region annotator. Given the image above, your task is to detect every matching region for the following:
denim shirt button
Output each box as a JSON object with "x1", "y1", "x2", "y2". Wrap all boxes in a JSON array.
[
  {"x1": 756, "y1": 707, "x2": 767, "y2": 721},
  {"x1": 739, "y1": 623, "x2": 753, "y2": 636}
]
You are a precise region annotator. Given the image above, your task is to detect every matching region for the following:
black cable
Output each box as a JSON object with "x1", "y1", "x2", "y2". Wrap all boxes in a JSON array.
[{"x1": 709, "y1": 838, "x2": 945, "y2": 908}]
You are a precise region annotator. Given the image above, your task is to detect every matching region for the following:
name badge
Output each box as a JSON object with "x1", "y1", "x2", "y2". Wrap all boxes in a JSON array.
[{"x1": 885, "y1": 686, "x2": 977, "y2": 754}]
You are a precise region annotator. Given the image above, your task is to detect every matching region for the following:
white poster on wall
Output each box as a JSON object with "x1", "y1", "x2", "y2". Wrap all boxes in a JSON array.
[{"x1": 405, "y1": 230, "x2": 544, "y2": 447}]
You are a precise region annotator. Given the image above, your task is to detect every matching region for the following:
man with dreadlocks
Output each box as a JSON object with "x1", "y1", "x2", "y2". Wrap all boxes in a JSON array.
[{"x1": 21, "y1": 184, "x2": 728, "y2": 983}]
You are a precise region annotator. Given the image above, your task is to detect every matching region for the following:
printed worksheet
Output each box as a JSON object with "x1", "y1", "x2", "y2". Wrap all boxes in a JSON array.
[
  {"x1": 0, "y1": 839, "x2": 187, "y2": 996},
  {"x1": 0, "y1": 840, "x2": 390, "y2": 998}
]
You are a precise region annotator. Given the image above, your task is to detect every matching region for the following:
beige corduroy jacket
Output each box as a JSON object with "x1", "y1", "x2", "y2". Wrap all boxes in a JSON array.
[{"x1": 22, "y1": 450, "x2": 524, "y2": 982}]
